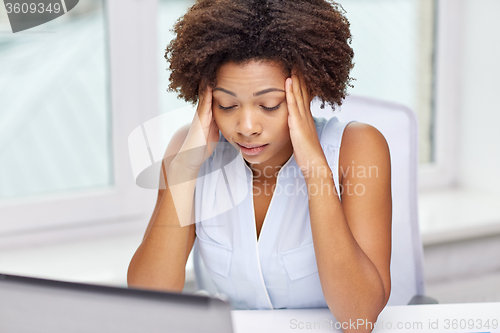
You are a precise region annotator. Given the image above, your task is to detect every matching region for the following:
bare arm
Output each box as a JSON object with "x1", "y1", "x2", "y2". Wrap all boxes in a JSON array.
[
  {"x1": 283, "y1": 72, "x2": 390, "y2": 331},
  {"x1": 127, "y1": 83, "x2": 219, "y2": 292},
  {"x1": 308, "y1": 123, "x2": 392, "y2": 332},
  {"x1": 127, "y1": 123, "x2": 197, "y2": 292}
]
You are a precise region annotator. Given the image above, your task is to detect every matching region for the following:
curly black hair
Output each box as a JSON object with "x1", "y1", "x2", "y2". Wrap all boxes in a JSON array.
[{"x1": 165, "y1": 0, "x2": 354, "y2": 110}]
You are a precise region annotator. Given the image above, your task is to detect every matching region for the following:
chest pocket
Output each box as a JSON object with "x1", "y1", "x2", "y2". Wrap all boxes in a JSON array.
[
  {"x1": 197, "y1": 235, "x2": 232, "y2": 278},
  {"x1": 280, "y1": 242, "x2": 327, "y2": 308},
  {"x1": 281, "y1": 242, "x2": 319, "y2": 280}
]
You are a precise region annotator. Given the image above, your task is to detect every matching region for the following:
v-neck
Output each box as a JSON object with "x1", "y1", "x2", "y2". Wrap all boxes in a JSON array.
[
  {"x1": 241, "y1": 152, "x2": 295, "y2": 245},
  {"x1": 253, "y1": 182, "x2": 275, "y2": 242},
  {"x1": 252, "y1": 178, "x2": 277, "y2": 244}
]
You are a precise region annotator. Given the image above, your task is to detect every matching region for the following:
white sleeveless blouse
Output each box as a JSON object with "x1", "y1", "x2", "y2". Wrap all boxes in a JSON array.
[{"x1": 193, "y1": 116, "x2": 355, "y2": 310}]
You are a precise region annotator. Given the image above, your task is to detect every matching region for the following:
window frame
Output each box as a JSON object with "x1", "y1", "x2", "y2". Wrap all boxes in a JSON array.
[
  {"x1": 0, "y1": 0, "x2": 159, "y2": 245},
  {"x1": 418, "y1": 0, "x2": 463, "y2": 191}
]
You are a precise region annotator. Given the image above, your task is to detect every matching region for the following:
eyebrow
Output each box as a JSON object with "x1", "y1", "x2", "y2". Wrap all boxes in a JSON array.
[{"x1": 213, "y1": 87, "x2": 285, "y2": 97}]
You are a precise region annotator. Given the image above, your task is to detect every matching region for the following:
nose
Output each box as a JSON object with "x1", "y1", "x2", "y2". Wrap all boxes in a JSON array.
[{"x1": 236, "y1": 106, "x2": 262, "y2": 137}]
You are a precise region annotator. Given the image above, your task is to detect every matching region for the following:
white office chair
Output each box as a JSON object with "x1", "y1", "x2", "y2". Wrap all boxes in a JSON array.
[{"x1": 192, "y1": 95, "x2": 438, "y2": 306}]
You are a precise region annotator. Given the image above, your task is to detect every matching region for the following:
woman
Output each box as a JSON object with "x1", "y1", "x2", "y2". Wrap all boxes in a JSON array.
[{"x1": 128, "y1": 0, "x2": 392, "y2": 331}]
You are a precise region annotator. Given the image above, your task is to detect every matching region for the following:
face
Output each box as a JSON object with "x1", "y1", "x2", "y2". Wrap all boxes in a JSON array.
[{"x1": 212, "y1": 60, "x2": 293, "y2": 175}]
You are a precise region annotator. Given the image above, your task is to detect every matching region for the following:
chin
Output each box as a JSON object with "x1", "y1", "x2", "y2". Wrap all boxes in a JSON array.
[{"x1": 242, "y1": 153, "x2": 265, "y2": 163}]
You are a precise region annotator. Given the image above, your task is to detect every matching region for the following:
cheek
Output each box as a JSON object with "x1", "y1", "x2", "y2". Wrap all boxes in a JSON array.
[{"x1": 267, "y1": 117, "x2": 290, "y2": 140}]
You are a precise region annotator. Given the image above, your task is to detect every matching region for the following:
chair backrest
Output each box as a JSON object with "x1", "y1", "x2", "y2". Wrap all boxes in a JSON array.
[
  {"x1": 192, "y1": 95, "x2": 425, "y2": 306},
  {"x1": 311, "y1": 95, "x2": 425, "y2": 305}
]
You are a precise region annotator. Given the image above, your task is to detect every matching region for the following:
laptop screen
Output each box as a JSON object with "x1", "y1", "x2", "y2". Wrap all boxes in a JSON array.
[{"x1": 0, "y1": 274, "x2": 233, "y2": 333}]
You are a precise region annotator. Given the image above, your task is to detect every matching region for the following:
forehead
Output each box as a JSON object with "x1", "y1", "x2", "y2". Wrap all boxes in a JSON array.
[{"x1": 215, "y1": 60, "x2": 287, "y2": 88}]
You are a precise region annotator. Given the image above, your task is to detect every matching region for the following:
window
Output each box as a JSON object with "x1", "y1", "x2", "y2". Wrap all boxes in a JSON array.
[
  {"x1": 0, "y1": 0, "x2": 155, "y2": 241},
  {"x1": 157, "y1": 0, "x2": 197, "y2": 147},
  {"x1": 418, "y1": 0, "x2": 500, "y2": 240},
  {"x1": 340, "y1": 0, "x2": 436, "y2": 165},
  {"x1": 0, "y1": 1, "x2": 112, "y2": 201}
]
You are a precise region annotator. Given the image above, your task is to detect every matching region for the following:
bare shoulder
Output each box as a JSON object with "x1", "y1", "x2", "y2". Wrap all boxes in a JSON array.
[
  {"x1": 340, "y1": 122, "x2": 390, "y2": 157},
  {"x1": 338, "y1": 122, "x2": 390, "y2": 185}
]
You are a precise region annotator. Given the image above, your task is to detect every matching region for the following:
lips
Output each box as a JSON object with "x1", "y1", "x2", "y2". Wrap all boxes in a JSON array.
[{"x1": 237, "y1": 143, "x2": 268, "y2": 149}]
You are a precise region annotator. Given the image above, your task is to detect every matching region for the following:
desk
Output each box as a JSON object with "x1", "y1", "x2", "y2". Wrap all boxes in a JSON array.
[{"x1": 231, "y1": 302, "x2": 500, "y2": 333}]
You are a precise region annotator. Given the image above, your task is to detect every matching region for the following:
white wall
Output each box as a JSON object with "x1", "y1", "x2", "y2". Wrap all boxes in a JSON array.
[{"x1": 458, "y1": 0, "x2": 500, "y2": 195}]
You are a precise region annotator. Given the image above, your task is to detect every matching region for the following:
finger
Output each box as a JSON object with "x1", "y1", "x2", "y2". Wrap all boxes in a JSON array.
[
  {"x1": 194, "y1": 86, "x2": 213, "y2": 134},
  {"x1": 285, "y1": 77, "x2": 299, "y2": 117},
  {"x1": 292, "y1": 73, "x2": 305, "y2": 116},
  {"x1": 208, "y1": 115, "x2": 219, "y2": 152},
  {"x1": 198, "y1": 80, "x2": 211, "y2": 101},
  {"x1": 299, "y1": 75, "x2": 314, "y2": 121},
  {"x1": 198, "y1": 85, "x2": 212, "y2": 115},
  {"x1": 203, "y1": 86, "x2": 213, "y2": 122},
  {"x1": 206, "y1": 85, "x2": 212, "y2": 105}
]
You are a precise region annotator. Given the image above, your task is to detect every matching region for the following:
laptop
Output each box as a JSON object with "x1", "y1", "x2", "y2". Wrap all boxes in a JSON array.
[{"x1": 0, "y1": 273, "x2": 234, "y2": 333}]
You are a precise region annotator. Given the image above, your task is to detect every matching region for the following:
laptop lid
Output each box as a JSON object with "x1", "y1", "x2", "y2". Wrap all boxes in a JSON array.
[{"x1": 0, "y1": 273, "x2": 233, "y2": 333}]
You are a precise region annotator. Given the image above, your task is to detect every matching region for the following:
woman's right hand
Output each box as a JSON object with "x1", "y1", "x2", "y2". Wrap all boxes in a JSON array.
[{"x1": 173, "y1": 84, "x2": 220, "y2": 172}]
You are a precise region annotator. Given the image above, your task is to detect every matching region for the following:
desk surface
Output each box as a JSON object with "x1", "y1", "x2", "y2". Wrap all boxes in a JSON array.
[{"x1": 231, "y1": 302, "x2": 500, "y2": 333}]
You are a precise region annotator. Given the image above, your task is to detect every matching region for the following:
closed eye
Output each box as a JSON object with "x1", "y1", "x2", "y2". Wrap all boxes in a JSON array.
[
  {"x1": 218, "y1": 104, "x2": 236, "y2": 111},
  {"x1": 218, "y1": 103, "x2": 282, "y2": 111},
  {"x1": 262, "y1": 103, "x2": 281, "y2": 111}
]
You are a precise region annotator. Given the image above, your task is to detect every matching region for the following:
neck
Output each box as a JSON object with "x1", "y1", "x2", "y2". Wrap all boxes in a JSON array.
[{"x1": 245, "y1": 152, "x2": 293, "y2": 182}]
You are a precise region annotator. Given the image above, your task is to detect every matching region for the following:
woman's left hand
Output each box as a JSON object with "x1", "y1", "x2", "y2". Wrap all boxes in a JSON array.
[{"x1": 286, "y1": 71, "x2": 328, "y2": 179}]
